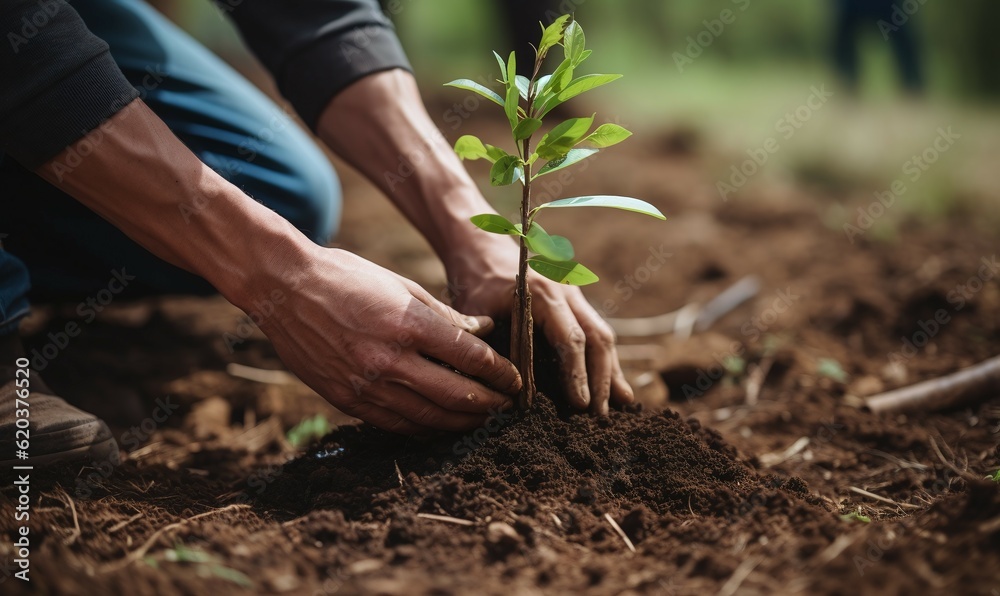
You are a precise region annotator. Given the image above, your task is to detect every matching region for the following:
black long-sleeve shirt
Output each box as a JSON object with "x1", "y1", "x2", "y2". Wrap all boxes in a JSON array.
[{"x1": 0, "y1": 0, "x2": 411, "y2": 169}]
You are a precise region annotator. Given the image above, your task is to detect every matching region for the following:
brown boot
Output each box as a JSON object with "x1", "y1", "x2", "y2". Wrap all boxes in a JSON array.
[{"x1": 0, "y1": 335, "x2": 119, "y2": 467}]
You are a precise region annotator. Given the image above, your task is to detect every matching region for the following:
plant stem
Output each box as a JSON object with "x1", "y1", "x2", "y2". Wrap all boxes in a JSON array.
[
  {"x1": 512, "y1": 143, "x2": 536, "y2": 409},
  {"x1": 511, "y1": 54, "x2": 545, "y2": 410}
]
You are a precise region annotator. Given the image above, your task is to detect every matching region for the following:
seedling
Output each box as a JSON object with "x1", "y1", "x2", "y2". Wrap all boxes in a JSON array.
[
  {"x1": 144, "y1": 543, "x2": 253, "y2": 588},
  {"x1": 986, "y1": 469, "x2": 1000, "y2": 483},
  {"x1": 839, "y1": 508, "x2": 871, "y2": 524},
  {"x1": 817, "y1": 358, "x2": 849, "y2": 384},
  {"x1": 446, "y1": 15, "x2": 665, "y2": 408},
  {"x1": 286, "y1": 414, "x2": 333, "y2": 448}
]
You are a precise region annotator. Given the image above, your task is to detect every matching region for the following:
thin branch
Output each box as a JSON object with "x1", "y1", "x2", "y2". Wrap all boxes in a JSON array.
[
  {"x1": 847, "y1": 486, "x2": 920, "y2": 510},
  {"x1": 603, "y1": 513, "x2": 636, "y2": 553},
  {"x1": 107, "y1": 513, "x2": 144, "y2": 534},
  {"x1": 717, "y1": 555, "x2": 764, "y2": 596},
  {"x1": 865, "y1": 355, "x2": 1000, "y2": 414},
  {"x1": 394, "y1": 460, "x2": 405, "y2": 489},
  {"x1": 745, "y1": 356, "x2": 774, "y2": 406},
  {"x1": 58, "y1": 488, "x2": 81, "y2": 546},
  {"x1": 97, "y1": 504, "x2": 250, "y2": 573},
  {"x1": 928, "y1": 435, "x2": 978, "y2": 482},
  {"x1": 416, "y1": 513, "x2": 474, "y2": 527}
]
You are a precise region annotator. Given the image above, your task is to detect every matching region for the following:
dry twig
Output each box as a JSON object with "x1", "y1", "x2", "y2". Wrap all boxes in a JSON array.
[
  {"x1": 848, "y1": 486, "x2": 920, "y2": 510},
  {"x1": 416, "y1": 513, "x2": 474, "y2": 526},
  {"x1": 97, "y1": 504, "x2": 250, "y2": 573},
  {"x1": 865, "y1": 355, "x2": 1000, "y2": 414},
  {"x1": 57, "y1": 488, "x2": 81, "y2": 546},
  {"x1": 603, "y1": 513, "x2": 636, "y2": 553},
  {"x1": 745, "y1": 357, "x2": 774, "y2": 406},
  {"x1": 717, "y1": 555, "x2": 764, "y2": 596}
]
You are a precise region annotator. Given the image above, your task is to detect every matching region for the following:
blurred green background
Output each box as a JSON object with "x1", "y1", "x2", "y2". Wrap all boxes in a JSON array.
[{"x1": 150, "y1": 0, "x2": 1000, "y2": 228}]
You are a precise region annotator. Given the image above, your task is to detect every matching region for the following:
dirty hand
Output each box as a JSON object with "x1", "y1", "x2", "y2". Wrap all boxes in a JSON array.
[
  {"x1": 257, "y1": 248, "x2": 521, "y2": 434},
  {"x1": 444, "y1": 236, "x2": 634, "y2": 415}
]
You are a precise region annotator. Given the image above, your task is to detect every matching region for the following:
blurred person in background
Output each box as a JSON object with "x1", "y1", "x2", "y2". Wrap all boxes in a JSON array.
[
  {"x1": 0, "y1": 0, "x2": 631, "y2": 467},
  {"x1": 831, "y1": 0, "x2": 924, "y2": 94}
]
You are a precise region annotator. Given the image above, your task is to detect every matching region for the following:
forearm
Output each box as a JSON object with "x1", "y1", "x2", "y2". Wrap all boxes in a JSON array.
[
  {"x1": 35, "y1": 99, "x2": 314, "y2": 309},
  {"x1": 316, "y1": 69, "x2": 499, "y2": 269}
]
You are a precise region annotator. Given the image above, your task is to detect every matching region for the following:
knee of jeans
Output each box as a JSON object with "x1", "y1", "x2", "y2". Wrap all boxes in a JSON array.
[{"x1": 285, "y1": 156, "x2": 342, "y2": 246}]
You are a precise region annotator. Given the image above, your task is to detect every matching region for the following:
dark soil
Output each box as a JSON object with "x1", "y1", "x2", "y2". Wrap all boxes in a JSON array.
[{"x1": 1, "y1": 112, "x2": 999, "y2": 594}]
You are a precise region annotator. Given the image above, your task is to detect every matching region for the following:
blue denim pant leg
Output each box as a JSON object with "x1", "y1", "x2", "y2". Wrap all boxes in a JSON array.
[
  {"x1": 0, "y1": 0, "x2": 341, "y2": 319},
  {"x1": 0, "y1": 244, "x2": 31, "y2": 336}
]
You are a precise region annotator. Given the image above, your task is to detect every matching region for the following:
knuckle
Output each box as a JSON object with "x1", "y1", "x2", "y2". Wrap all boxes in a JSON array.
[{"x1": 458, "y1": 342, "x2": 490, "y2": 374}]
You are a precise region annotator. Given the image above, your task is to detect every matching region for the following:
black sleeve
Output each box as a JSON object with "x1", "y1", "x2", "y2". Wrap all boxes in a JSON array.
[
  {"x1": 218, "y1": 0, "x2": 412, "y2": 129},
  {"x1": 0, "y1": 0, "x2": 139, "y2": 170}
]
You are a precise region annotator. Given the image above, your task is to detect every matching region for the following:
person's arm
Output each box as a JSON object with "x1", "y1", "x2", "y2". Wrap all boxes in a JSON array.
[
  {"x1": 316, "y1": 70, "x2": 635, "y2": 415},
  {"x1": 34, "y1": 99, "x2": 521, "y2": 433}
]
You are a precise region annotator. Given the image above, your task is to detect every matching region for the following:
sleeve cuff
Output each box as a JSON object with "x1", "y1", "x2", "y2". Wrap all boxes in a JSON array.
[
  {"x1": 1, "y1": 51, "x2": 139, "y2": 170},
  {"x1": 277, "y1": 25, "x2": 412, "y2": 131}
]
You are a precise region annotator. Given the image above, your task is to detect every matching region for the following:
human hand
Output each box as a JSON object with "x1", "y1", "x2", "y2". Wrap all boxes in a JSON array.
[
  {"x1": 444, "y1": 236, "x2": 634, "y2": 415},
  {"x1": 257, "y1": 247, "x2": 521, "y2": 434}
]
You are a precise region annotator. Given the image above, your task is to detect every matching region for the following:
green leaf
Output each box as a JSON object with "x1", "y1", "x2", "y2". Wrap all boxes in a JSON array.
[
  {"x1": 524, "y1": 222, "x2": 574, "y2": 261},
  {"x1": 490, "y1": 155, "x2": 523, "y2": 186},
  {"x1": 528, "y1": 256, "x2": 599, "y2": 286},
  {"x1": 538, "y1": 15, "x2": 570, "y2": 55},
  {"x1": 470, "y1": 213, "x2": 523, "y2": 236},
  {"x1": 535, "y1": 115, "x2": 594, "y2": 160},
  {"x1": 577, "y1": 49, "x2": 593, "y2": 64},
  {"x1": 444, "y1": 79, "x2": 504, "y2": 107},
  {"x1": 493, "y1": 51, "x2": 508, "y2": 84},
  {"x1": 515, "y1": 75, "x2": 531, "y2": 101},
  {"x1": 454, "y1": 135, "x2": 489, "y2": 160},
  {"x1": 535, "y1": 74, "x2": 552, "y2": 96},
  {"x1": 485, "y1": 144, "x2": 510, "y2": 163},
  {"x1": 534, "y1": 59, "x2": 574, "y2": 113},
  {"x1": 584, "y1": 123, "x2": 632, "y2": 148},
  {"x1": 548, "y1": 58, "x2": 575, "y2": 94},
  {"x1": 539, "y1": 74, "x2": 622, "y2": 116},
  {"x1": 512, "y1": 118, "x2": 543, "y2": 141},
  {"x1": 504, "y1": 51, "x2": 519, "y2": 129},
  {"x1": 558, "y1": 74, "x2": 622, "y2": 102},
  {"x1": 563, "y1": 20, "x2": 586, "y2": 64},
  {"x1": 534, "y1": 148, "x2": 599, "y2": 179},
  {"x1": 533, "y1": 195, "x2": 666, "y2": 220}
]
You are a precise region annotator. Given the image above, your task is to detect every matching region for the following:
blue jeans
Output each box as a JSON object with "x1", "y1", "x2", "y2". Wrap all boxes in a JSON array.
[{"x1": 0, "y1": 0, "x2": 341, "y2": 335}]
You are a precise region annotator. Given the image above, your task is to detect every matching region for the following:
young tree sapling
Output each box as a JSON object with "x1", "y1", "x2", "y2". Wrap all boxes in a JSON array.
[{"x1": 445, "y1": 15, "x2": 665, "y2": 409}]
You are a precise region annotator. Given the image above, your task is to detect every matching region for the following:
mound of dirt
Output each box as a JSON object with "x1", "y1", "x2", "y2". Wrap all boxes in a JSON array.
[{"x1": 258, "y1": 394, "x2": 837, "y2": 593}]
